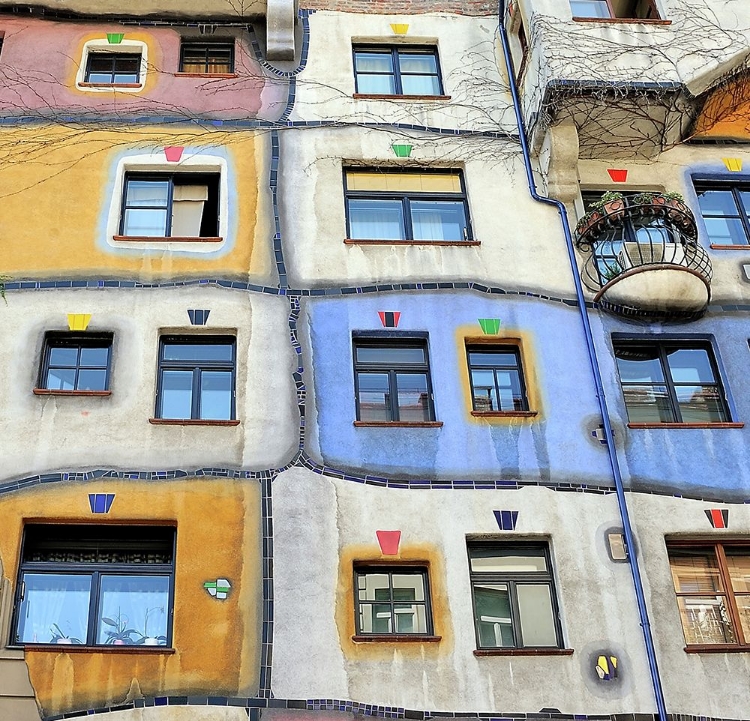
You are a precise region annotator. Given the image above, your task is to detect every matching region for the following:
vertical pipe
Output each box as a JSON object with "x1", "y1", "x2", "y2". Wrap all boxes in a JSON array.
[{"x1": 495, "y1": 3, "x2": 668, "y2": 719}]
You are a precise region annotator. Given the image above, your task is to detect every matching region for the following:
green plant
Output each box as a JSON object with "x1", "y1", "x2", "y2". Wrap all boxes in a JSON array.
[
  {"x1": 599, "y1": 190, "x2": 624, "y2": 203},
  {"x1": 102, "y1": 609, "x2": 138, "y2": 645},
  {"x1": 632, "y1": 192, "x2": 656, "y2": 205},
  {"x1": 49, "y1": 623, "x2": 82, "y2": 644},
  {"x1": 602, "y1": 263, "x2": 623, "y2": 282},
  {"x1": 662, "y1": 191, "x2": 685, "y2": 202}
]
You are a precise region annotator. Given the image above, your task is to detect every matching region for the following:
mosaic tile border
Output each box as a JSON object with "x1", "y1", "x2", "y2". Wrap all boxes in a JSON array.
[{"x1": 41, "y1": 695, "x2": 742, "y2": 721}]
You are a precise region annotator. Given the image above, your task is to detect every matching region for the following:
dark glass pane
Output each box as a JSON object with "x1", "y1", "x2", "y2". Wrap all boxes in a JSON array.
[
  {"x1": 401, "y1": 75, "x2": 441, "y2": 96},
  {"x1": 16, "y1": 573, "x2": 91, "y2": 644},
  {"x1": 46, "y1": 368, "x2": 76, "y2": 391},
  {"x1": 162, "y1": 343, "x2": 233, "y2": 362},
  {"x1": 77, "y1": 369, "x2": 108, "y2": 392},
  {"x1": 474, "y1": 583, "x2": 513, "y2": 647},
  {"x1": 357, "y1": 372, "x2": 391, "y2": 422},
  {"x1": 88, "y1": 55, "x2": 113, "y2": 73},
  {"x1": 396, "y1": 372, "x2": 431, "y2": 421},
  {"x1": 666, "y1": 348, "x2": 717, "y2": 384},
  {"x1": 469, "y1": 351, "x2": 518, "y2": 368},
  {"x1": 161, "y1": 370, "x2": 193, "y2": 419},
  {"x1": 411, "y1": 200, "x2": 467, "y2": 241},
  {"x1": 114, "y1": 56, "x2": 140, "y2": 73},
  {"x1": 355, "y1": 52, "x2": 393, "y2": 73},
  {"x1": 621, "y1": 384, "x2": 675, "y2": 422},
  {"x1": 49, "y1": 347, "x2": 79, "y2": 367},
  {"x1": 199, "y1": 370, "x2": 232, "y2": 420},
  {"x1": 348, "y1": 199, "x2": 405, "y2": 240},
  {"x1": 615, "y1": 347, "x2": 665, "y2": 383},
  {"x1": 97, "y1": 575, "x2": 170, "y2": 645},
  {"x1": 675, "y1": 386, "x2": 727, "y2": 423},
  {"x1": 356, "y1": 346, "x2": 426, "y2": 364},
  {"x1": 79, "y1": 347, "x2": 109, "y2": 367}
]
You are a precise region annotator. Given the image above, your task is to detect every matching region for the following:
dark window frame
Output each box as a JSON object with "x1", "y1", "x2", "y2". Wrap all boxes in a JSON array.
[
  {"x1": 343, "y1": 167, "x2": 473, "y2": 243},
  {"x1": 84, "y1": 51, "x2": 142, "y2": 84},
  {"x1": 353, "y1": 564, "x2": 434, "y2": 637},
  {"x1": 613, "y1": 339, "x2": 731, "y2": 424},
  {"x1": 119, "y1": 172, "x2": 221, "y2": 239},
  {"x1": 467, "y1": 541, "x2": 564, "y2": 650},
  {"x1": 179, "y1": 40, "x2": 235, "y2": 74},
  {"x1": 667, "y1": 539, "x2": 750, "y2": 650},
  {"x1": 156, "y1": 335, "x2": 237, "y2": 421},
  {"x1": 37, "y1": 332, "x2": 113, "y2": 393},
  {"x1": 466, "y1": 343, "x2": 530, "y2": 413},
  {"x1": 352, "y1": 45, "x2": 444, "y2": 96},
  {"x1": 693, "y1": 177, "x2": 750, "y2": 247},
  {"x1": 11, "y1": 524, "x2": 176, "y2": 648},
  {"x1": 352, "y1": 336, "x2": 436, "y2": 423}
]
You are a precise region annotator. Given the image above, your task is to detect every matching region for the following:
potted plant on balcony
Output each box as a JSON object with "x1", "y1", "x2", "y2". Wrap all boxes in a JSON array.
[
  {"x1": 662, "y1": 191, "x2": 692, "y2": 227},
  {"x1": 575, "y1": 210, "x2": 603, "y2": 243},
  {"x1": 602, "y1": 262, "x2": 623, "y2": 283},
  {"x1": 594, "y1": 191, "x2": 626, "y2": 221},
  {"x1": 50, "y1": 623, "x2": 82, "y2": 645}
]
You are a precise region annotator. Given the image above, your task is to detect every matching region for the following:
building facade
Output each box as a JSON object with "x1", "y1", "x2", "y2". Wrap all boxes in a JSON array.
[{"x1": 1, "y1": 1, "x2": 750, "y2": 720}]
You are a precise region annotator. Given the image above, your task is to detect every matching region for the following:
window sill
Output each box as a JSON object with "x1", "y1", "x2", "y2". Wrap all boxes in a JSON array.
[
  {"x1": 572, "y1": 16, "x2": 671, "y2": 25},
  {"x1": 33, "y1": 389, "x2": 111, "y2": 396},
  {"x1": 113, "y1": 235, "x2": 224, "y2": 243},
  {"x1": 471, "y1": 410, "x2": 537, "y2": 418},
  {"x1": 149, "y1": 418, "x2": 240, "y2": 426},
  {"x1": 353, "y1": 421, "x2": 443, "y2": 428},
  {"x1": 23, "y1": 644, "x2": 175, "y2": 654},
  {"x1": 684, "y1": 645, "x2": 750, "y2": 654},
  {"x1": 352, "y1": 634, "x2": 441, "y2": 643},
  {"x1": 627, "y1": 422, "x2": 744, "y2": 429},
  {"x1": 78, "y1": 82, "x2": 143, "y2": 88},
  {"x1": 352, "y1": 93, "x2": 451, "y2": 101},
  {"x1": 474, "y1": 647, "x2": 574, "y2": 656},
  {"x1": 710, "y1": 244, "x2": 750, "y2": 250},
  {"x1": 173, "y1": 72, "x2": 238, "y2": 78},
  {"x1": 345, "y1": 239, "x2": 480, "y2": 247}
]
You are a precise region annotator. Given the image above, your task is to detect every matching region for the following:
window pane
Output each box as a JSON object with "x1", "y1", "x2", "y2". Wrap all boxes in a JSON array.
[
  {"x1": 469, "y1": 351, "x2": 518, "y2": 367},
  {"x1": 703, "y1": 217, "x2": 748, "y2": 245},
  {"x1": 199, "y1": 370, "x2": 232, "y2": 420},
  {"x1": 670, "y1": 550, "x2": 723, "y2": 593},
  {"x1": 666, "y1": 348, "x2": 717, "y2": 384},
  {"x1": 569, "y1": 0, "x2": 611, "y2": 17},
  {"x1": 735, "y1": 595, "x2": 750, "y2": 643},
  {"x1": 358, "y1": 603, "x2": 392, "y2": 633},
  {"x1": 357, "y1": 372, "x2": 392, "y2": 422},
  {"x1": 126, "y1": 180, "x2": 169, "y2": 207},
  {"x1": 356, "y1": 74, "x2": 396, "y2": 94},
  {"x1": 394, "y1": 602, "x2": 427, "y2": 633},
  {"x1": 674, "y1": 385, "x2": 727, "y2": 423},
  {"x1": 16, "y1": 573, "x2": 91, "y2": 644},
  {"x1": 79, "y1": 347, "x2": 109, "y2": 367},
  {"x1": 123, "y1": 208, "x2": 168, "y2": 237},
  {"x1": 76, "y1": 369, "x2": 108, "y2": 392},
  {"x1": 114, "y1": 56, "x2": 140, "y2": 73},
  {"x1": 347, "y1": 172, "x2": 461, "y2": 194},
  {"x1": 161, "y1": 370, "x2": 193, "y2": 419},
  {"x1": 495, "y1": 369, "x2": 524, "y2": 410},
  {"x1": 615, "y1": 347, "x2": 666, "y2": 383},
  {"x1": 88, "y1": 56, "x2": 113, "y2": 73},
  {"x1": 621, "y1": 384, "x2": 675, "y2": 423},
  {"x1": 471, "y1": 368, "x2": 498, "y2": 411},
  {"x1": 469, "y1": 548, "x2": 547, "y2": 573},
  {"x1": 398, "y1": 54, "x2": 438, "y2": 75},
  {"x1": 401, "y1": 75, "x2": 441, "y2": 96},
  {"x1": 97, "y1": 575, "x2": 170, "y2": 645},
  {"x1": 726, "y1": 551, "x2": 750, "y2": 593},
  {"x1": 162, "y1": 343, "x2": 233, "y2": 362},
  {"x1": 356, "y1": 346, "x2": 426, "y2": 364},
  {"x1": 517, "y1": 584, "x2": 557, "y2": 647},
  {"x1": 411, "y1": 200, "x2": 467, "y2": 241},
  {"x1": 348, "y1": 199, "x2": 405, "y2": 240},
  {"x1": 676, "y1": 596, "x2": 735, "y2": 645},
  {"x1": 474, "y1": 583, "x2": 513, "y2": 647},
  {"x1": 49, "y1": 346, "x2": 79, "y2": 367},
  {"x1": 46, "y1": 368, "x2": 76, "y2": 391},
  {"x1": 697, "y1": 189, "x2": 740, "y2": 217},
  {"x1": 740, "y1": 191, "x2": 750, "y2": 215},
  {"x1": 392, "y1": 573, "x2": 425, "y2": 601},
  {"x1": 396, "y1": 372, "x2": 430, "y2": 421},
  {"x1": 358, "y1": 573, "x2": 389, "y2": 601}
]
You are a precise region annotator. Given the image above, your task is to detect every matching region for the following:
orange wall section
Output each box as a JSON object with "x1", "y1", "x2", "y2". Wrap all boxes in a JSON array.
[
  {"x1": 693, "y1": 75, "x2": 750, "y2": 141},
  {"x1": 0, "y1": 125, "x2": 273, "y2": 281},
  {"x1": 0, "y1": 478, "x2": 262, "y2": 718}
]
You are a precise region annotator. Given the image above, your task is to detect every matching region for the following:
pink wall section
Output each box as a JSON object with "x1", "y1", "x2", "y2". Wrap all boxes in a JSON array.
[{"x1": 0, "y1": 17, "x2": 288, "y2": 120}]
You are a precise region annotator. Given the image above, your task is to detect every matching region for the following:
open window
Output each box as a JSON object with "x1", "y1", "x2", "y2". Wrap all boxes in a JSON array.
[{"x1": 570, "y1": 0, "x2": 661, "y2": 20}]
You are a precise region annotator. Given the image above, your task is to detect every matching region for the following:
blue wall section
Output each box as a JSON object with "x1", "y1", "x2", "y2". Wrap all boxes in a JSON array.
[
  {"x1": 593, "y1": 311, "x2": 750, "y2": 500},
  {"x1": 306, "y1": 292, "x2": 613, "y2": 483}
]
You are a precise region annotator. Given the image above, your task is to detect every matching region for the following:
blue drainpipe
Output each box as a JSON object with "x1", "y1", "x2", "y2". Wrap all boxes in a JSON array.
[{"x1": 496, "y1": 3, "x2": 668, "y2": 719}]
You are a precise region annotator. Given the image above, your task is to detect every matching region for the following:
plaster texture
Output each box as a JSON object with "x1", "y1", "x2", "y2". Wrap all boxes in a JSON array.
[
  {"x1": 0, "y1": 287, "x2": 299, "y2": 479},
  {"x1": 301, "y1": 292, "x2": 611, "y2": 482},
  {"x1": 291, "y1": 12, "x2": 514, "y2": 133},
  {"x1": 0, "y1": 19, "x2": 288, "y2": 121},
  {"x1": 271, "y1": 467, "x2": 656, "y2": 714},
  {"x1": 0, "y1": 0, "x2": 269, "y2": 16},
  {"x1": 279, "y1": 127, "x2": 573, "y2": 292}
]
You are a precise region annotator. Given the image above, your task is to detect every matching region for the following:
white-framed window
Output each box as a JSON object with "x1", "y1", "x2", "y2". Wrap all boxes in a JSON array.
[{"x1": 75, "y1": 39, "x2": 148, "y2": 93}]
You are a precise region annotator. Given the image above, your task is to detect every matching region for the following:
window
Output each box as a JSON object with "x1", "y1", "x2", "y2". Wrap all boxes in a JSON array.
[
  {"x1": 467, "y1": 344, "x2": 529, "y2": 413},
  {"x1": 344, "y1": 170, "x2": 472, "y2": 243},
  {"x1": 668, "y1": 543, "x2": 750, "y2": 649},
  {"x1": 354, "y1": 566, "x2": 433, "y2": 636},
  {"x1": 570, "y1": 0, "x2": 660, "y2": 19},
  {"x1": 613, "y1": 340, "x2": 730, "y2": 424},
  {"x1": 467, "y1": 542, "x2": 563, "y2": 650},
  {"x1": 85, "y1": 52, "x2": 141, "y2": 85},
  {"x1": 118, "y1": 173, "x2": 220, "y2": 240},
  {"x1": 353, "y1": 338, "x2": 436, "y2": 423},
  {"x1": 37, "y1": 333, "x2": 113, "y2": 393},
  {"x1": 179, "y1": 41, "x2": 234, "y2": 74},
  {"x1": 353, "y1": 46, "x2": 443, "y2": 97},
  {"x1": 156, "y1": 336, "x2": 236, "y2": 421},
  {"x1": 13, "y1": 525, "x2": 174, "y2": 647},
  {"x1": 694, "y1": 180, "x2": 750, "y2": 247}
]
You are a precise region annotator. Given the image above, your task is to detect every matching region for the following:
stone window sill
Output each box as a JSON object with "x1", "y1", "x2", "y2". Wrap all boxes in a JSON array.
[
  {"x1": 149, "y1": 418, "x2": 240, "y2": 426},
  {"x1": 113, "y1": 235, "x2": 223, "y2": 243},
  {"x1": 471, "y1": 410, "x2": 537, "y2": 418},
  {"x1": 684, "y1": 645, "x2": 750, "y2": 654},
  {"x1": 345, "y1": 239, "x2": 480, "y2": 247},
  {"x1": 353, "y1": 421, "x2": 443, "y2": 428},
  {"x1": 474, "y1": 647, "x2": 574, "y2": 656},
  {"x1": 23, "y1": 644, "x2": 175, "y2": 654},
  {"x1": 353, "y1": 93, "x2": 451, "y2": 101},
  {"x1": 572, "y1": 17, "x2": 671, "y2": 25},
  {"x1": 33, "y1": 389, "x2": 111, "y2": 396},
  {"x1": 710, "y1": 244, "x2": 750, "y2": 250},
  {"x1": 627, "y1": 422, "x2": 744, "y2": 429},
  {"x1": 78, "y1": 82, "x2": 143, "y2": 88},
  {"x1": 352, "y1": 635, "x2": 441, "y2": 643},
  {"x1": 174, "y1": 72, "x2": 238, "y2": 78}
]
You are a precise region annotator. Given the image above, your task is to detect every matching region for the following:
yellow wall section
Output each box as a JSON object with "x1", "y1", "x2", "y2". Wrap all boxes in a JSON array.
[
  {"x1": 0, "y1": 125, "x2": 272, "y2": 280},
  {"x1": 0, "y1": 479, "x2": 261, "y2": 717},
  {"x1": 693, "y1": 76, "x2": 750, "y2": 141}
]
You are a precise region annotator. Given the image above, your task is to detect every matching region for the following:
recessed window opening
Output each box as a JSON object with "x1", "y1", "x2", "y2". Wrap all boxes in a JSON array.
[
  {"x1": 85, "y1": 52, "x2": 142, "y2": 84},
  {"x1": 179, "y1": 41, "x2": 235, "y2": 74},
  {"x1": 570, "y1": 0, "x2": 660, "y2": 19},
  {"x1": 38, "y1": 333, "x2": 113, "y2": 392},
  {"x1": 353, "y1": 46, "x2": 443, "y2": 96}
]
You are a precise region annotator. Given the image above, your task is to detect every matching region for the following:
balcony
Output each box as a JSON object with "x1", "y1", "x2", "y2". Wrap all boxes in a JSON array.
[{"x1": 574, "y1": 193, "x2": 712, "y2": 320}]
